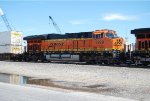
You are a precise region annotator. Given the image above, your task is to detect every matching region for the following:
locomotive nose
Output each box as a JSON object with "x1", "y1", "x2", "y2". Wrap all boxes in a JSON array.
[{"x1": 113, "y1": 38, "x2": 124, "y2": 51}]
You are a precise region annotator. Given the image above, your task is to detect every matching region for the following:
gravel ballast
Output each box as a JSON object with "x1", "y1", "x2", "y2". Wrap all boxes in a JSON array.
[{"x1": 0, "y1": 61, "x2": 150, "y2": 101}]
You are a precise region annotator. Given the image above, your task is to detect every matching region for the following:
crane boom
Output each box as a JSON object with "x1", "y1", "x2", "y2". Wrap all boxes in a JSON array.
[
  {"x1": 49, "y1": 16, "x2": 61, "y2": 34},
  {"x1": 1, "y1": 15, "x2": 12, "y2": 31},
  {"x1": 0, "y1": 8, "x2": 12, "y2": 31}
]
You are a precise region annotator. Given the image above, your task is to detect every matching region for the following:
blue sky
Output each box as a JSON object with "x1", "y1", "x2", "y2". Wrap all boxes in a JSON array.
[{"x1": 0, "y1": 1, "x2": 150, "y2": 43}]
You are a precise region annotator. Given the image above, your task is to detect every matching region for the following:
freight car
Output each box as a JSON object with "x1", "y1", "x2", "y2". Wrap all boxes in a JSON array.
[
  {"x1": 130, "y1": 28, "x2": 150, "y2": 66},
  {"x1": 12, "y1": 29, "x2": 124, "y2": 64}
]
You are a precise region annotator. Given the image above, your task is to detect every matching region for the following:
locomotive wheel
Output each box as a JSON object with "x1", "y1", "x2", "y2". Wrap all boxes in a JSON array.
[
  {"x1": 32, "y1": 55, "x2": 38, "y2": 62},
  {"x1": 39, "y1": 56, "x2": 46, "y2": 62}
]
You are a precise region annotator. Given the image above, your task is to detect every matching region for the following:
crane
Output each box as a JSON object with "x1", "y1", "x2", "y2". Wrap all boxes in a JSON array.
[
  {"x1": 0, "y1": 8, "x2": 13, "y2": 31},
  {"x1": 49, "y1": 16, "x2": 61, "y2": 34}
]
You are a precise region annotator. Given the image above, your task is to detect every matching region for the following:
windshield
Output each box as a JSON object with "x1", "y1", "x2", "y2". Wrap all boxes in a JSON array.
[{"x1": 106, "y1": 33, "x2": 118, "y2": 38}]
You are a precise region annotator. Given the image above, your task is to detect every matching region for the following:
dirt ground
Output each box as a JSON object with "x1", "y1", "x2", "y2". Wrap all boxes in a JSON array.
[{"x1": 0, "y1": 61, "x2": 150, "y2": 101}]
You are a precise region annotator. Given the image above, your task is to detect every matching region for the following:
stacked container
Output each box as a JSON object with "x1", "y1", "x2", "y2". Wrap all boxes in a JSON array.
[{"x1": 0, "y1": 31, "x2": 22, "y2": 54}]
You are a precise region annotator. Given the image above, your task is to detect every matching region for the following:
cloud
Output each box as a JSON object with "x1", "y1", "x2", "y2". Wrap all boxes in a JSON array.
[{"x1": 103, "y1": 13, "x2": 136, "y2": 21}]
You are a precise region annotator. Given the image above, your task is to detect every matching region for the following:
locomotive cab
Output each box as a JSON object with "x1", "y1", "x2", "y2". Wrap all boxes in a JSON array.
[{"x1": 93, "y1": 29, "x2": 124, "y2": 52}]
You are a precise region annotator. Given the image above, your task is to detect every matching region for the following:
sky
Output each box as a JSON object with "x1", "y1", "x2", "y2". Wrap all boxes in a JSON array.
[{"x1": 0, "y1": 0, "x2": 150, "y2": 44}]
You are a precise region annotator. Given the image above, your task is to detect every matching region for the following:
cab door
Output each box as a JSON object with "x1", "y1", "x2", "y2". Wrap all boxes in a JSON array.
[{"x1": 93, "y1": 34, "x2": 104, "y2": 51}]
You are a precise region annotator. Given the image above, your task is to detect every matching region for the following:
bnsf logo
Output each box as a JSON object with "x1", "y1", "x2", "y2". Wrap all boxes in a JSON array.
[
  {"x1": 49, "y1": 42, "x2": 64, "y2": 47},
  {"x1": 114, "y1": 39, "x2": 122, "y2": 46}
]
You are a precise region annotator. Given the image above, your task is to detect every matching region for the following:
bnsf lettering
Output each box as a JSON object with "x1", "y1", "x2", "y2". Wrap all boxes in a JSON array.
[{"x1": 49, "y1": 42, "x2": 64, "y2": 47}]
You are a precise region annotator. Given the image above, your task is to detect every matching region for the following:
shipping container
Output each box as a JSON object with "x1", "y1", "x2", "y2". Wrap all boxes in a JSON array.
[{"x1": 0, "y1": 31, "x2": 22, "y2": 54}]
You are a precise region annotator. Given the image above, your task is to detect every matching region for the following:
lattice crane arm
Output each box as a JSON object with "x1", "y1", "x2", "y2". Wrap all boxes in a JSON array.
[
  {"x1": 49, "y1": 16, "x2": 61, "y2": 34},
  {"x1": 1, "y1": 15, "x2": 12, "y2": 31},
  {"x1": 0, "y1": 8, "x2": 13, "y2": 31}
]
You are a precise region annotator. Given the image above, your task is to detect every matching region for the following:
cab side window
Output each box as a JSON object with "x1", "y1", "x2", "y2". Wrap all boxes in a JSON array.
[
  {"x1": 95, "y1": 34, "x2": 101, "y2": 39},
  {"x1": 101, "y1": 33, "x2": 104, "y2": 38},
  {"x1": 96, "y1": 34, "x2": 99, "y2": 39},
  {"x1": 94, "y1": 33, "x2": 104, "y2": 39}
]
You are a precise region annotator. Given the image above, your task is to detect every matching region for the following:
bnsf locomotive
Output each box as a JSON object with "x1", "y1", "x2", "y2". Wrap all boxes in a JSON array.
[{"x1": 13, "y1": 29, "x2": 124, "y2": 64}]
